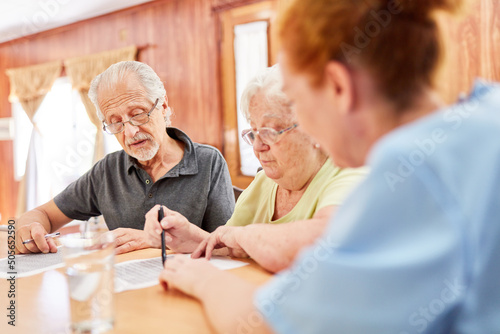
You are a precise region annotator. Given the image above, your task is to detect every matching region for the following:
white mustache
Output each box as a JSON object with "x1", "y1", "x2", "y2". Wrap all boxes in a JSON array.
[{"x1": 125, "y1": 132, "x2": 153, "y2": 146}]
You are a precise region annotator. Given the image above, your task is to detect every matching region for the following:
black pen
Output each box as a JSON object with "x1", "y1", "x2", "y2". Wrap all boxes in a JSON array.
[{"x1": 158, "y1": 206, "x2": 167, "y2": 266}]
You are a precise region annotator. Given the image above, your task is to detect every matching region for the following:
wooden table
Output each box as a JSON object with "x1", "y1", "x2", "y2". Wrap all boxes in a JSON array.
[{"x1": 0, "y1": 232, "x2": 272, "y2": 333}]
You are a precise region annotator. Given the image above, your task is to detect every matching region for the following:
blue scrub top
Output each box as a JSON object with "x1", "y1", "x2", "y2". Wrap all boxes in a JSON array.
[{"x1": 255, "y1": 81, "x2": 500, "y2": 334}]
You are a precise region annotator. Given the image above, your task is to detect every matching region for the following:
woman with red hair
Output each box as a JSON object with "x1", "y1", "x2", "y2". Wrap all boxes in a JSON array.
[{"x1": 159, "y1": 1, "x2": 500, "y2": 333}]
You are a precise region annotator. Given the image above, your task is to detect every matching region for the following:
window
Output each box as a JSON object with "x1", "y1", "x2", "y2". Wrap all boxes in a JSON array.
[
  {"x1": 220, "y1": 0, "x2": 278, "y2": 188},
  {"x1": 13, "y1": 103, "x2": 31, "y2": 180},
  {"x1": 13, "y1": 77, "x2": 121, "y2": 209},
  {"x1": 234, "y1": 20, "x2": 269, "y2": 176}
]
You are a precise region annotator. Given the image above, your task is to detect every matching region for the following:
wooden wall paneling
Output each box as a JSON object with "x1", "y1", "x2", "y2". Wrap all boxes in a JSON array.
[
  {"x1": 277, "y1": 0, "x2": 293, "y2": 18},
  {"x1": 437, "y1": 1, "x2": 483, "y2": 103},
  {"x1": 482, "y1": 0, "x2": 500, "y2": 81},
  {"x1": 212, "y1": 0, "x2": 268, "y2": 13},
  {"x1": 148, "y1": 0, "x2": 222, "y2": 150},
  {"x1": 492, "y1": 0, "x2": 500, "y2": 80},
  {"x1": 437, "y1": 0, "x2": 500, "y2": 103},
  {"x1": 480, "y1": 0, "x2": 493, "y2": 81}
]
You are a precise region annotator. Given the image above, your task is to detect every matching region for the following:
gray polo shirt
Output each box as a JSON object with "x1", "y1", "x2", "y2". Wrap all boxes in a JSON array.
[{"x1": 54, "y1": 127, "x2": 235, "y2": 232}]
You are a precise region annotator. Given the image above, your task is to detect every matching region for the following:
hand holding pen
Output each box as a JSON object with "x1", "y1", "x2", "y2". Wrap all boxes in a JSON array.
[
  {"x1": 22, "y1": 231, "x2": 61, "y2": 245},
  {"x1": 16, "y1": 222, "x2": 59, "y2": 254},
  {"x1": 144, "y1": 204, "x2": 208, "y2": 254},
  {"x1": 158, "y1": 206, "x2": 167, "y2": 267}
]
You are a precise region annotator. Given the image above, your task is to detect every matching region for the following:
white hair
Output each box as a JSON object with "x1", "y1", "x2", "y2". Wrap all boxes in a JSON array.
[
  {"x1": 239, "y1": 64, "x2": 291, "y2": 122},
  {"x1": 88, "y1": 61, "x2": 170, "y2": 123}
]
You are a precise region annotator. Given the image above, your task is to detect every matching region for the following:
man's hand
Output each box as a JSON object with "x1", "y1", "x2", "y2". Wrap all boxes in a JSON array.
[
  {"x1": 144, "y1": 205, "x2": 208, "y2": 253},
  {"x1": 192, "y1": 226, "x2": 248, "y2": 260},
  {"x1": 15, "y1": 222, "x2": 58, "y2": 254},
  {"x1": 111, "y1": 228, "x2": 153, "y2": 255}
]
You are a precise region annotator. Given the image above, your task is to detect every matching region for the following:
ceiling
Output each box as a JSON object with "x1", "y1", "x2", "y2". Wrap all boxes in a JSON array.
[{"x1": 0, "y1": 0, "x2": 154, "y2": 44}]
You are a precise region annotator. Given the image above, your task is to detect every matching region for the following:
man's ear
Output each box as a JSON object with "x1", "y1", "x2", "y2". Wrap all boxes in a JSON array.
[
  {"x1": 324, "y1": 61, "x2": 355, "y2": 116},
  {"x1": 161, "y1": 95, "x2": 169, "y2": 116}
]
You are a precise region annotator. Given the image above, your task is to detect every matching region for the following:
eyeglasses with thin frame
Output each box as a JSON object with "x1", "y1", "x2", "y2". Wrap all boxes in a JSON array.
[
  {"x1": 102, "y1": 98, "x2": 160, "y2": 134},
  {"x1": 241, "y1": 123, "x2": 298, "y2": 146}
]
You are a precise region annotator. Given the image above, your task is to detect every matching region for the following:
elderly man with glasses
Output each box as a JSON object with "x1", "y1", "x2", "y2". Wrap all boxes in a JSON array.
[{"x1": 15, "y1": 61, "x2": 234, "y2": 255}]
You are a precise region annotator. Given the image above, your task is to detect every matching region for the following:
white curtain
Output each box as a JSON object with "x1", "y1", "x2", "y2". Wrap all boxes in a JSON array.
[
  {"x1": 6, "y1": 61, "x2": 62, "y2": 216},
  {"x1": 234, "y1": 21, "x2": 268, "y2": 176}
]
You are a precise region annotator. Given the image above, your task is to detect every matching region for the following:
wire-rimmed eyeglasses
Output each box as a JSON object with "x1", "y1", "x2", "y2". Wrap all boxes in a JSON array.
[
  {"x1": 102, "y1": 98, "x2": 160, "y2": 134},
  {"x1": 241, "y1": 123, "x2": 298, "y2": 146}
]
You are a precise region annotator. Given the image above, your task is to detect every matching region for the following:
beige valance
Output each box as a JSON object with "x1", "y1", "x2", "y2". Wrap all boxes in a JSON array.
[
  {"x1": 6, "y1": 61, "x2": 62, "y2": 104},
  {"x1": 64, "y1": 45, "x2": 137, "y2": 90}
]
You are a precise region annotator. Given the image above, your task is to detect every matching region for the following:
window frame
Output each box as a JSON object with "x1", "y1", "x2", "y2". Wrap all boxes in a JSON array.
[{"x1": 219, "y1": 0, "x2": 278, "y2": 188}]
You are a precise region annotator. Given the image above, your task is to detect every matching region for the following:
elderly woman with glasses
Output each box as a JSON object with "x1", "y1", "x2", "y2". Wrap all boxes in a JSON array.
[{"x1": 144, "y1": 65, "x2": 366, "y2": 273}]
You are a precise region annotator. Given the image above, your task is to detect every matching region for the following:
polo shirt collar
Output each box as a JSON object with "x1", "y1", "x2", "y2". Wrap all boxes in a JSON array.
[{"x1": 126, "y1": 127, "x2": 198, "y2": 176}]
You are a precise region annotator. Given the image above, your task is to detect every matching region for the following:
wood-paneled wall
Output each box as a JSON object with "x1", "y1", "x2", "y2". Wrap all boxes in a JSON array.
[
  {"x1": 0, "y1": 0, "x2": 499, "y2": 222},
  {"x1": 437, "y1": 0, "x2": 500, "y2": 102}
]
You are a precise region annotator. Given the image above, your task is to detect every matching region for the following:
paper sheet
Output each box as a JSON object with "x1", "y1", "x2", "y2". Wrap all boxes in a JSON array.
[
  {"x1": 114, "y1": 254, "x2": 248, "y2": 293},
  {"x1": 0, "y1": 252, "x2": 249, "y2": 292},
  {"x1": 0, "y1": 249, "x2": 65, "y2": 278},
  {"x1": 114, "y1": 256, "x2": 165, "y2": 292}
]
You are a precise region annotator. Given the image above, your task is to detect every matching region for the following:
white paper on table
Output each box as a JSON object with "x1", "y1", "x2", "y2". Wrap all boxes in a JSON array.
[
  {"x1": 114, "y1": 254, "x2": 249, "y2": 293},
  {"x1": 0, "y1": 251, "x2": 248, "y2": 291},
  {"x1": 0, "y1": 248, "x2": 65, "y2": 278}
]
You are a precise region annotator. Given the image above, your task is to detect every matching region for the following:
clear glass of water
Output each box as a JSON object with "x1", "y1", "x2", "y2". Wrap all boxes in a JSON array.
[{"x1": 60, "y1": 232, "x2": 115, "y2": 333}]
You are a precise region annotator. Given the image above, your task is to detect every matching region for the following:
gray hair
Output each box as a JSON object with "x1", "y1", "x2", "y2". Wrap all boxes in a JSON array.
[
  {"x1": 240, "y1": 65, "x2": 291, "y2": 122},
  {"x1": 88, "y1": 61, "x2": 169, "y2": 122}
]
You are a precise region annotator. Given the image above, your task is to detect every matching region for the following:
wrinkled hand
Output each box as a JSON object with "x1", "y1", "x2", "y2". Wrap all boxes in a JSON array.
[
  {"x1": 192, "y1": 226, "x2": 248, "y2": 260},
  {"x1": 144, "y1": 205, "x2": 207, "y2": 253},
  {"x1": 159, "y1": 255, "x2": 221, "y2": 298},
  {"x1": 15, "y1": 222, "x2": 58, "y2": 254},
  {"x1": 111, "y1": 228, "x2": 153, "y2": 255}
]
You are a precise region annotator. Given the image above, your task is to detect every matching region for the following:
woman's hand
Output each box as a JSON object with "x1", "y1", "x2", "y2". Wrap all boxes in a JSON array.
[
  {"x1": 144, "y1": 205, "x2": 209, "y2": 253},
  {"x1": 159, "y1": 255, "x2": 221, "y2": 298},
  {"x1": 159, "y1": 254, "x2": 270, "y2": 334},
  {"x1": 192, "y1": 225, "x2": 249, "y2": 259}
]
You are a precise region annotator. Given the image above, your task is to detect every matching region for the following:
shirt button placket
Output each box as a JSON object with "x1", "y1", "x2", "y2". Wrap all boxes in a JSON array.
[{"x1": 145, "y1": 179, "x2": 153, "y2": 201}]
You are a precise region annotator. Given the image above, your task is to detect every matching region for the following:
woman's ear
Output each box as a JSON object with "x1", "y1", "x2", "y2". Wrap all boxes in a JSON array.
[{"x1": 324, "y1": 61, "x2": 355, "y2": 116}]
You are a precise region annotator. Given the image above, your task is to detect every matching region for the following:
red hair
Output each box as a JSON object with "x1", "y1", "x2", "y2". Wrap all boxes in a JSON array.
[{"x1": 279, "y1": 0, "x2": 463, "y2": 109}]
